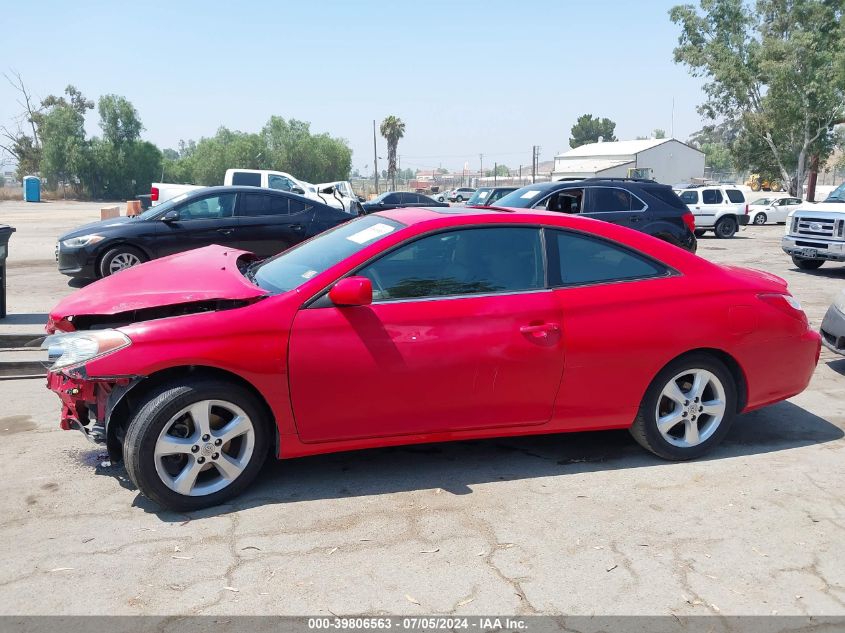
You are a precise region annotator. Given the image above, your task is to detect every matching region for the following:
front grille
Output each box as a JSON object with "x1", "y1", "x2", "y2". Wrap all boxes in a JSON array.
[
  {"x1": 795, "y1": 217, "x2": 836, "y2": 238},
  {"x1": 796, "y1": 240, "x2": 829, "y2": 249}
]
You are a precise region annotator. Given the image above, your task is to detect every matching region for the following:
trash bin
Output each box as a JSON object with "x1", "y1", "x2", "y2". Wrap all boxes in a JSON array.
[
  {"x1": 0, "y1": 225, "x2": 15, "y2": 319},
  {"x1": 22, "y1": 176, "x2": 41, "y2": 202}
]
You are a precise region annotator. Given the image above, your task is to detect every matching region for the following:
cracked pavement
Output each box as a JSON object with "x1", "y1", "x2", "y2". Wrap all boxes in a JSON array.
[{"x1": 0, "y1": 202, "x2": 843, "y2": 615}]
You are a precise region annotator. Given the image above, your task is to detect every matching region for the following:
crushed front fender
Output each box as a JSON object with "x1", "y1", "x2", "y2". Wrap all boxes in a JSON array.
[{"x1": 46, "y1": 371, "x2": 136, "y2": 445}]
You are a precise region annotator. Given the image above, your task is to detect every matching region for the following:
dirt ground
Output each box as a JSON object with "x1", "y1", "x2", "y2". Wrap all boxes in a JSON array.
[{"x1": 0, "y1": 199, "x2": 843, "y2": 616}]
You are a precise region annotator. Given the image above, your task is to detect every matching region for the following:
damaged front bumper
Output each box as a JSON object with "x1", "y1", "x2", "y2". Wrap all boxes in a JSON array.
[{"x1": 46, "y1": 370, "x2": 139, "y2": 447}]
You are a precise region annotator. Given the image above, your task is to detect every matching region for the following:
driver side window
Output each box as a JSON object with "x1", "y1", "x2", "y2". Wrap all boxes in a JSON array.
[
  {"x1": 357, "y1": 227, "x2": 544, "y2": 302},
  {"x1": 268, "y1": 175, "x2": 294, "y2": 191},
  {"x1": 176, "y1": 194, "x2": 236, "y2": 220}
]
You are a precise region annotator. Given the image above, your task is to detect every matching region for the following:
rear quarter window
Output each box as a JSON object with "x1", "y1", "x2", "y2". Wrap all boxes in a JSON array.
[
  {"x1": 231, "y1": 172, "x2": 261, "y2": 187},
  {"x1": 679, "y1": 191, "x2": 699, "y2": 205},
  {"x1": 643, "y1": 186, "x2": 688, "y2": 210},
  {"x1": 726, "y1": 189, "x2": 745, "y2": 203}
]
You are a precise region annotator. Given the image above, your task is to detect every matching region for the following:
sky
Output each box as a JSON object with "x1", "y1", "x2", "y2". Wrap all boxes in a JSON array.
[{"x1": 0, "y1": 0, "x2": 707, "y2": 175}]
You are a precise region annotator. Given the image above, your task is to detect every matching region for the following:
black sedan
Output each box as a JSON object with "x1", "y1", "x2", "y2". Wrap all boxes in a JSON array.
[
  {"x1": 57, "y1": 186, "x2": 353, "y2": 279},
  {"x1": 361, "y1": 191, "x2": 449, "y2": 214}
]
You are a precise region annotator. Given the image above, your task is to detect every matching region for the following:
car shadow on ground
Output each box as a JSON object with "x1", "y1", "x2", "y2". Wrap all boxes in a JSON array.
[
  {"x1": 67, "y1": 278, "x2": 95, "y2": 289},
  {"x1": 789, "y1": 265, "x2": 845, "y2": 278},
  {"x1": 0, "y1": 312, "x2": 48, "y2": 326},
  {"x1": 109, "y1": 400, "x2": 844, "y2": 521},
  {"x1": 827, "y1": 358, "x2": 845, "y2": 376}
]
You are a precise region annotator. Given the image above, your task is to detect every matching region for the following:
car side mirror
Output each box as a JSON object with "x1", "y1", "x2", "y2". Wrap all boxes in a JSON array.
[
  {"x1": 329, "y1": 276, "x2": 372, "y2": 307},
  {"x1": 291, "y1": 186, "x2": 305, "y2": 195},
  {"x1": 161, "y1": 209, "x2": 180, "y2": 222}
]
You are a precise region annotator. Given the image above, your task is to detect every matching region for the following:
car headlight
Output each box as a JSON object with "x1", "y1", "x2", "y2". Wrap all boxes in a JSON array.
[
  {"x1": 42, "y1": 330, "x2": 131, "y2": 371},
  {"x1": 62, "y1": 234, "x2": 104, "y2": 248},
  {"x1": 834, "y1": 291, "x2": 845, "y2": 314}
]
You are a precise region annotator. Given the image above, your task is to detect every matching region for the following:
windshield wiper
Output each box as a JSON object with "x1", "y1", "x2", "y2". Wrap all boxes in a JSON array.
[{"x1": 244, "y1": 259, "x2": 263, "y2": 283}]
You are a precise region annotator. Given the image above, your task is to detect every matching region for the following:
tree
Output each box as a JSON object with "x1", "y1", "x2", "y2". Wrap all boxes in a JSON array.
[
  {"x1": 569, "y1": 114, "x2": 617, "y2": 148},
  {"x1": 485, "y1": 164, "x2": 510, "y2": 177},
  {"x1": 653, "y1": 129, "x2": 667, "y2": 139},
  {"x1": 379, "y1": 115, "x2": 405, "y2": 190},
  {"x1": 40, "y1": 104, "x2": 88, "y2": 195},
  {"x1": 98, "y1": 95, "x2": 143, "y2": 146},
  {"x1": 670, "y1": 0, "x2": 845, "y2": 195}
]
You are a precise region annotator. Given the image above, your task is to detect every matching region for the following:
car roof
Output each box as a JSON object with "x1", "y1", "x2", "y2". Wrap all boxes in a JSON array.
[{"x1": 373, "y1": 205, "x2": 710, "y2": 271}]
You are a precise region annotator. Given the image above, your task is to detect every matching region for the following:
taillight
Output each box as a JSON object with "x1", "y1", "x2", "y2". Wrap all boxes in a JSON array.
[
  {"x1": 682, "y1": 211, "x2": 696, "y2": 233},
  {"x1": 744, "y1": 204, "x2": 749, "y2": 215},
  {"x1": 150, "y1": 186, "x2": 159, "y2": 202},
  {"x1": 758, "y1": 293, "x2": 807, "y2": 324}
]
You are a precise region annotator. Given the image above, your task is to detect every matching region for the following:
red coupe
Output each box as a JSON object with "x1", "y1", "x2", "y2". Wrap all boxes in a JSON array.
[{"x1": 44, "y1": 207, "x2": 821, "y2": 510}]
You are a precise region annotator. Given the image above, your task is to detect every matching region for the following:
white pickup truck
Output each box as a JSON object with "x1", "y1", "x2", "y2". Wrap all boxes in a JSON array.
[
  {"x1": 150, "y1": 169, "x2": 361, "y2": 214},
  {"x1": 782, "y1": 182, "x2": 845, "y2": 270}
]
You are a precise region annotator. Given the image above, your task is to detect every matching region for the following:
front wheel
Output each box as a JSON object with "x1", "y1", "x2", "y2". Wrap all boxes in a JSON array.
[
  {"x1": 99, "y1": 245, "x2": 147, "y2": 277},
  {"x1": 630, "y1": 354, "x2": 737, "y2": 460},
  {"x1": 123, "y1": 378, "x2": 271, "y2": 511},
  {"x1": 714, "y1": 217, "x2": 738, "y2": 239},
  {"x1": 792, "y1": 257, "x2": 824, "y2": 270},
  {"x1": 752, "y1": 212, "x2": 767, "y2": 225}
]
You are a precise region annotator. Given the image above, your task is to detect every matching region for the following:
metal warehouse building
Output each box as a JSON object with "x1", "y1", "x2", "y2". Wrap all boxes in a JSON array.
[{"x1": 552, "y1": 138, "x2": 705, "y2": 185}]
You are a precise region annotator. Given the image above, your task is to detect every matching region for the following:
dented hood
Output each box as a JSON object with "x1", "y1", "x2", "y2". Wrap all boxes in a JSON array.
[{"x1": 48, "y1": 245, "x2": 267, "y2": 332}]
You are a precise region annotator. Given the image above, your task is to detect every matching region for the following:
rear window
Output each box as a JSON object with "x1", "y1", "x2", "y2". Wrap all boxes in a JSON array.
[
  {"x1": 726, "y1": 189, "x2": 745, "y2": 203},
  {"x1": 231, "y1": 172, "x2": 261, "y2": 187},
  {"x1": 702, "y1": 189, "x2": 723, "y2": 204},
  {"x1": 642, "y1": 186, "x2": 687, "y2": 210}
]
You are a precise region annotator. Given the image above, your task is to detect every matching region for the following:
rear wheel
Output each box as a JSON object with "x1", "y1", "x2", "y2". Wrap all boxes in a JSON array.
[
  {"x1": 630, "y1": 353, "x2": 737, "y2": 460},
  {"x1": 714, "y1": 217, "x2": 738, "y2": 239},
  {"x1": 123, "y1": 378, "x2": 271, "y2": 511},
  {"x1": 99, "y1": 245, "x2": 147, "y2": 277},
  {"x1": 752, "y1": 212, "x2": 767, "y2": 225},
  {"x1": 456, "y1": 195, "x2": 464, "y2": 202},
  {"x1": 792, "y1": 257, "x2": 824, "y2": 270}
]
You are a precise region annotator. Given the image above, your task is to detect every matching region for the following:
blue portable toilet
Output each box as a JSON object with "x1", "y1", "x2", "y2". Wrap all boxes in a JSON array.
[{"x1": 23, "y1": 176, "x2": 41, "y2": 202}]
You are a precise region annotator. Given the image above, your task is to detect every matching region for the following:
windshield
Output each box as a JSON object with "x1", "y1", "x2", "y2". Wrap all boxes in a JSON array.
[
  {"x1": 466, "y1": 188, "x2": 492, "y2": 205},
  {"x1": 750, "y1": 198, "x2": 772, "y2": 205},
  {"x1": 495, "y1": 185, "x2": 555, "y2": 208},
  {"x1": 251, "y1": 216, "x2": 404, "y2": 293},
  {"x1": 136, "y1": 194, "x2": 188, "y2": 220},
  {"x1": 826, "y1": 183, "x2": 845, "y2": 202}
]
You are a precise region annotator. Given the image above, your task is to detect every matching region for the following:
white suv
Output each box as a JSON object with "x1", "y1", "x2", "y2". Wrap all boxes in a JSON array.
[{"x1": 677, "y1": 186, "x2": 750, "y2": 238}]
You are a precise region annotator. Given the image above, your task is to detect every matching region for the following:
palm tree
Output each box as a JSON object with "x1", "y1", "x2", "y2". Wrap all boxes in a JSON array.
[{"x1": 379, "y1": 115, "x2": 405, "y2": 191}]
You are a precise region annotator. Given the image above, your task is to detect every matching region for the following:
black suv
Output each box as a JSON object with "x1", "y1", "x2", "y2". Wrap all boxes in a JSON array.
[{"x1": 494, "y1": 179, "x2": 697, "y2": 252}]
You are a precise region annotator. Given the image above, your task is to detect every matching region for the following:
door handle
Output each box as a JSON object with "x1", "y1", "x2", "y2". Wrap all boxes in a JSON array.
[
  {"x1": 290, "y1": 224, "x2": 304, "y2": 232},
  {"x1": 217, "y1": 228, "x2": 234, "y2": 235},
  {"x1": 520, "y1": 323, "x2": 560, "y2": 338},
  {"x1": 629, "y1": 215, "x2": 641, "y2": 223}
]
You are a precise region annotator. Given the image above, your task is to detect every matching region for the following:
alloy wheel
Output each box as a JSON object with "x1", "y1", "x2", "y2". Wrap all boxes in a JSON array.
[
  {"x1": 109, "y1": 252, "x2": 142, "y2": 274},
  {"x1": 153, "y1": 400, "x2": 256, "y2": 497},
  {"x1": 654, "y1": 369, "x2": 727, "y2": 448}
]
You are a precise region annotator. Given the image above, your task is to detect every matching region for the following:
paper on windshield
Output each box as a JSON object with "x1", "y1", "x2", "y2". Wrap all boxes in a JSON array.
[
  {"x1": 346, "y1": 223, "x2": 396, "y2": 245},
  {"x1": 478, "y1": 191, "x2": 488, "y2": 199},
  {"x1": 520, "y1": 190, "x2": 541, "y2": 199}
]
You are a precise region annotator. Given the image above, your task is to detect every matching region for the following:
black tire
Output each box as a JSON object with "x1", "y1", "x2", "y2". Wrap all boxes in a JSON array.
[
  {"x1": 694, "y1": 229, "x2": 706, "y2": 238},
  {"x1": 714, "y1": 217, "x2": 738, "y2": 239},
  {"x1": 123, "y1": 378, "x2": 271, "y2": 511},
  {"x1": 98, "y1": 245, "x2": 147, "y2": 278},
  {"x1": 752, "y1": 212, "x2": 767, "y2": 225},
  {"x1": 629, "y1": 353, "x2": 737, "y2": 461},
  {"x1": 456, "y1": 195, "x2": 464, "y2": 202},
  {"x1": 792, "y1": 257, "x2": 824, "y2": 270}
]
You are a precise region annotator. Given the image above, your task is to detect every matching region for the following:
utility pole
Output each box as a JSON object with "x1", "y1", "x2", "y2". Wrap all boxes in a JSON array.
[
  {"x1": 479, "y1": 154, "x2": 483, "y2": 186},
  {"x1": 494, "y1": 162, "x2": 497, "y2": 185},
  {"x1": 531, "y1": 146, "x2": 537, "y2": 184},
  {"x1": 373, "y1": 120, "x2": 379, "y2": 195}
]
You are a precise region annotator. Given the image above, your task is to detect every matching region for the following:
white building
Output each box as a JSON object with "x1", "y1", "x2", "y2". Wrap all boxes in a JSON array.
[{"x1": 552, "y1": 138, "x2": 705, "y2": 185}]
